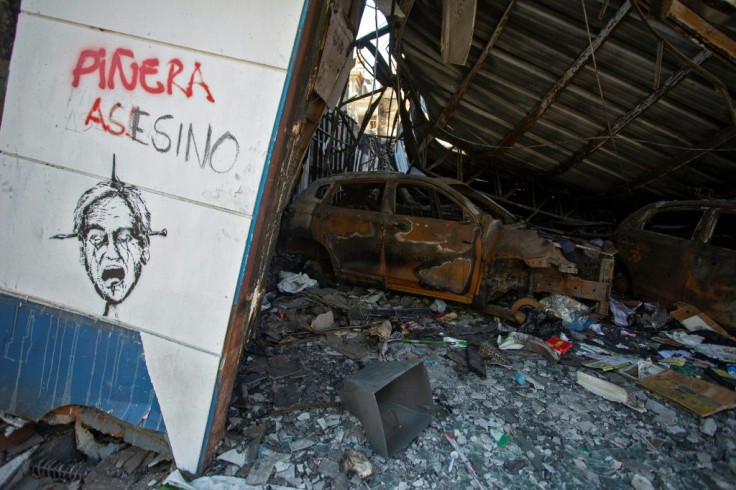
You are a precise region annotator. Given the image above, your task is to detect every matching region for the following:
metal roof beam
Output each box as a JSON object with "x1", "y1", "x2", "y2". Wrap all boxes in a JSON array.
[
  {"x1": 355, "y1": 24, "x2": 391, "y2": 49},
  {"x1": 604, "y1": 124, "x2": 736, "y2": 197},
  {"x1": 426, "y1": 0, "x2": 516, "y2": 147},
  {"x1": 547, "y1": 49, "x2": 711, "y2": 177},
  {"x1": 474, "y1": 0, "x2": 632, "y2": 160}
]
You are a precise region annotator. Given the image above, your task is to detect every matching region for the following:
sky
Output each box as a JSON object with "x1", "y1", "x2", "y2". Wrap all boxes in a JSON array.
[{"x1": 356, "y1": 0, "x2": 391, "y2": 81}]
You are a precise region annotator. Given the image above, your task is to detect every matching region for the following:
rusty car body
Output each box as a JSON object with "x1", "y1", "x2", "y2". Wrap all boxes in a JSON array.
[
  {"x1": 279, "y1": 172, "x2": 614, "y2": 316},
  {"x1": 615, "y1": 200, "x2": 736, "y2": 334}
]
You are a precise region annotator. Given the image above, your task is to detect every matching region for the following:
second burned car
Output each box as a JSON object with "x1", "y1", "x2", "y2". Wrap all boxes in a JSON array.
[{"x1": 279, "y1": 172, "x2": 614, "y2": 317}]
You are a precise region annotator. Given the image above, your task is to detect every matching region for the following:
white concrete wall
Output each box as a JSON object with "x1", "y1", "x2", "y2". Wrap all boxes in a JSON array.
[{"x1": 0, "y1": 0, "x2": 304, "y2": 472}]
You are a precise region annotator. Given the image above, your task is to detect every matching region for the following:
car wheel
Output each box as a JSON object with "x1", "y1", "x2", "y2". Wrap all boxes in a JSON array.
[
  {"x1": 303, "y1": 257, "x2": 334, "y2": 288},
  {"x1": 612, "y1": 265, "x2": 632, "y2": 295}
]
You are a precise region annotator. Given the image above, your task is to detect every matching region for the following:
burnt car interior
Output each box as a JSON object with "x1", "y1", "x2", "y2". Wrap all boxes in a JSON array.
[
  {"x1": 614, "y1": 200, "x2": 736, "y2": 330},
  {"x1": 642, "y1": 208, "x2": 704, "y2": 238},
  {"x1": 713, "y1": 213, "x2": 736, "y2": 249},
  {"x1": 280, "y1": 173, "x2": 616, "y2": 323}
]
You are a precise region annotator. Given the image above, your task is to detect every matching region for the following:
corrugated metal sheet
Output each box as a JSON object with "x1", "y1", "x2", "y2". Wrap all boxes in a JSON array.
[{"x1": 393, "y1": 0, "x2": 736, "y2": 220}]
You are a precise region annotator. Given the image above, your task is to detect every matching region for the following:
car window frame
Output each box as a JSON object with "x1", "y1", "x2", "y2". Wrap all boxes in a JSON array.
[
  {"x1": 388, "y1": 179, "x2": 478, "y2": 224},
  {"x1": 447, "y1": 182, "x2": 516, "y2": 224},
  {"x1": 704, "y1": 207, "x2": 736, "y2": 251},
  {"x1": 323, "y1": 180, "x2": 388, "y2": 213},
  {"x1": 637, "y1": 206, "x2": 709, "y2": 242}
]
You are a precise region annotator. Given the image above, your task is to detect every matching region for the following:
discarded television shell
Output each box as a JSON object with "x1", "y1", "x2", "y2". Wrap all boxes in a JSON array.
[{"x1": 338, "y1": 360, "x2": 434, "y2": 458}]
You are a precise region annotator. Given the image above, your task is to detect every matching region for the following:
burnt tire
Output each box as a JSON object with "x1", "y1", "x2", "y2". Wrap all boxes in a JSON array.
[{"x1": 303, "y1": 258, "x2": 334, "y2": 288}]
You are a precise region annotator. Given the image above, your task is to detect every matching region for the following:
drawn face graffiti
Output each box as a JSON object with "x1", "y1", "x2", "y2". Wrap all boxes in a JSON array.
[
  {"x1": 51, "y1": 165, "x2": 166, "y2": 318},
  {"x1": 81, "y1": 195, "x2": 147, "y2": 305}
]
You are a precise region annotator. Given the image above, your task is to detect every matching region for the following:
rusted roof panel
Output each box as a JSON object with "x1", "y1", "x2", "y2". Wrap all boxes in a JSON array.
[{"x1": 396, "y1": 0, "x2": 736, "y2": 218}]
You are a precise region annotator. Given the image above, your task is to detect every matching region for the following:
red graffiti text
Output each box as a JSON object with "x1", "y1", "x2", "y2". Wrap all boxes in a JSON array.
[{"x1": 72, "y1": 48, "x2": 215, "y2": 103}]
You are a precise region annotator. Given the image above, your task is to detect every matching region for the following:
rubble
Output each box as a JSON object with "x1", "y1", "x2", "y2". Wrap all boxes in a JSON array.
[{"x1": 2, "y1": 258, "x2": 736, "y2": 488}]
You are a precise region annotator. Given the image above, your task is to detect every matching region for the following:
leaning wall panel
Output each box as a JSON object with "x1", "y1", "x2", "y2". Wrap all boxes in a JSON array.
[{"x1": 0, "y1": 0, "x2": 306, "y2": 473}]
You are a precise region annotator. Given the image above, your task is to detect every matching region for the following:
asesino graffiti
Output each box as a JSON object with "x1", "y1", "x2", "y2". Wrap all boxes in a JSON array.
[
  {"x1": 71, "y1": 47, "x2": 239, "y2": 175},
  {"x1": 83, "y1": 98, "x2": 240, "y2": 174}
]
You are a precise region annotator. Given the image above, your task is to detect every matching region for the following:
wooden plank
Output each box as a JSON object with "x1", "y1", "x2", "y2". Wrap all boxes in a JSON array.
[
  {"x1": 659, "y1": 0, "x2": 736, "y2": 65},
  {"x1": 423, "y1": 0, "x2": 516, "y2": 151},
  {"x1": 441, "y1": 0, "x2": 477, "y2": 65}
]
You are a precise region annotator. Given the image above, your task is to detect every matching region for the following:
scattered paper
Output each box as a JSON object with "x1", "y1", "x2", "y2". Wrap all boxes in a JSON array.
[
  {"x1": 576, "y1": 371, "x2": 645, "y2": 412},
  {"x1": 622, "y1": 366, "x2": 736, "y2": 417},
  {"x1": 692, "y1": 344, "x2": 736, "y2": 364},
  {"x1": 658, "y1": 350, "x2": 693, "y2": 359},
  {"x1": 578, "y1": 343, "x2": 613, "y2": 355},
  {"x1": 310, "y1": 310, "x2": 335, "y2": 331},
  {"x1": 277, "y1": 272, "x2": 318, "y2": 294},
  {"x1": 664, "y1": 331, "x2": 704, "y2": 346},
  {"x1": 609, "y1": 297, "x2": 640, "y2": 327},
  {"x1": 669, "y1": 303, "x2": 736, "y2": 341},
  {"x1": 499, "y1": 332, "x2": 560, "y2": 363},
  {"x1": 581, "y1": 354, "x2": 638, "y2": 372},
  {"x1": 620, "y1": 361, "x2": 665, "y2": 381}
]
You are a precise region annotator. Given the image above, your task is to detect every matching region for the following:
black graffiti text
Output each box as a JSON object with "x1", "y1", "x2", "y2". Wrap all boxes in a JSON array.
[{"x1": 83, "y1": 97, "x2": 240, "y2": 174}]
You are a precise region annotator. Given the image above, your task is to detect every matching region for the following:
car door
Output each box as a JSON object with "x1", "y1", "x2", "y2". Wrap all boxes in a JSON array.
[
  {"x1": 617, "y1": 206, "x2": 704, "y2": 306},
  {"x1": 313, "y1": 180, "x2": 386, "y2": 284},
  {"x1": 683, "y1": 208, "x2": 736, "y2": 329},
  {"x1": 382, "y1": 180, "x2": 480, "y2": 299}
]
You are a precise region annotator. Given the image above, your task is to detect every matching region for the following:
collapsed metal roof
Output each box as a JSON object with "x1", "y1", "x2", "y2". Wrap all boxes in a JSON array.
[{"x1": 374, "y1": 0, "x2": 736, "y2": 221}]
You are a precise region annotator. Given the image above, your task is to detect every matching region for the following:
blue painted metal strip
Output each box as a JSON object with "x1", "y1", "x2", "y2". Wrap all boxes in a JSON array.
[
  {"x1": 0, "y1": 292, "x2": 165, "y2": 433},
  {"x1": 202, "y1": 0, "x2": 311, "y2": 471}
]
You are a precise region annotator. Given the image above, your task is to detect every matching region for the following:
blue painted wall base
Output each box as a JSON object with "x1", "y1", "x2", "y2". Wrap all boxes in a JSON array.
[{"x1": 0, "y1": 292, "x2": 165, "y2": 434}]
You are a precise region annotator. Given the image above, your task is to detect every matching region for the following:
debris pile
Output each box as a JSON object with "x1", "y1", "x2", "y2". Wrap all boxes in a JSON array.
[{"x1": 2, "y1": 261, "x2": 736, "y2": 488}]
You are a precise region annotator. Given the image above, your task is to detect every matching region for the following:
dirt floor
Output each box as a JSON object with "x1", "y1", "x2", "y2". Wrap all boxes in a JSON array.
[{"x1": 3, "y1": 255, "x2": 736, "y2": 489}]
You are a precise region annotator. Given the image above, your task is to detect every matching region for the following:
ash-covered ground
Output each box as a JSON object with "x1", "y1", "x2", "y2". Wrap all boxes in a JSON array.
[{"x1": 3, "y1": 263, "x2": 736, "y2": 489}]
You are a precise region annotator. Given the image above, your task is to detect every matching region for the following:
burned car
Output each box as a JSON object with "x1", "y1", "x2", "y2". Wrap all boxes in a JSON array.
[
  {"x1": 279, "y1": 172, "x2": 614, "y2": 318},
  {"x1": 615, "y1": 200, "x2": 736, "y2": 333}
]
